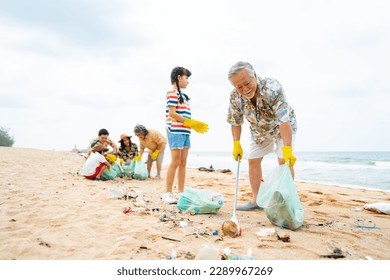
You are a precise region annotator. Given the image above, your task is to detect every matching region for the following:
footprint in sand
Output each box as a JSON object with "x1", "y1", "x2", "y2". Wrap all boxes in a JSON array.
[{"x1": 308, "y1": 200, "x2": 323, "y2": 206}]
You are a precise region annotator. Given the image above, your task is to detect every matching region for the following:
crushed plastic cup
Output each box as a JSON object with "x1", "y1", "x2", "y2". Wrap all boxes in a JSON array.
[
  {"x1": 255, "y1": 228, "x2": 276, "y2": 237},
  {"x1": 179, "y1": 221, "x2": 188, "y2": 228},
  {"x1": 195, "y1": 245, "x2": 221, "y2": 260},
  {"x1": 110, "y1": 188, "x2": 125, "y2": 198}
]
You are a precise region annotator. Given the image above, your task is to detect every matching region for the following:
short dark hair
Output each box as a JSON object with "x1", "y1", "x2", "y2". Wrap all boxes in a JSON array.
[{"x1": 98, "y1": 128, "x2": 109, "y2": 136}]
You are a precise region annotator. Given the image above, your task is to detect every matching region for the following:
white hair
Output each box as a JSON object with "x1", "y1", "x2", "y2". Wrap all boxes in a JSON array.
[{"x1": 228, "y1": 61, "x2": 256, "y2": 78}]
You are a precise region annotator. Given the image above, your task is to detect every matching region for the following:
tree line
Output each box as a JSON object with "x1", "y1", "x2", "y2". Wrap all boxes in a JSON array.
[{"x1": 0, "y1": 126, "x2": 14, "y2": 147}]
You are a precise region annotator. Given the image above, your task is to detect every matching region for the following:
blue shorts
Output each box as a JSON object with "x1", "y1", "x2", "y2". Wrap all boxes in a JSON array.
[{"x1": 167, "y1": 132, "x2": 191, "y2": 149}]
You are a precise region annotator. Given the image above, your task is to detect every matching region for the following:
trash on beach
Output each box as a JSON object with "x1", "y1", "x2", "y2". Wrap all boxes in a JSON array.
[
  {"x1": 222, "y1": 247, "x2": 256, "y2": 260},
  {"x1": 161, "y1": 236, "x2": 181, "y2": 242},
  {"x1": 195, "y1": 245, "x2": 221, "y2": 260},
  {"x1": 133, "y1": 161, "x2": 148, "y2": 180},
  {"x1": 354, "y1": 224, "x2": 378, "y2": 229},
  {"x1": 219, "y1": 169, "x2": 232, "y2": 174},
  {"x1": 198, "y1": 165, "x2": 215, "y2": 172},
  {"x1": 159, "y1": 214, "x2": 172, "y2": 222},
  {"x1": 37, "y1": 238, "x2": 51, "y2": 248},
  {"x1": 116, "y1": 235, "x2": 127, "y2": 241},
  {"x1": 134, "y1": 197, "x2": 147, "y2": 207},
  {"x1": 354, "y1": 219, "x2": 378, "y2": 229},
  {"x1": 178, "y1": 221, "x2": 188, "y2": 228},
  {"x1": 364, "y1": 202, "x2": 390, "y2": 215},
  {"x1": 109, "y1": 188, "x2": 125, "y2": 198},
  {"x1": 276, "y1": 231, "x2": 290, "y2": 242},
  {"x1": 177, "y1": 187, "x2": 224, "y2": 214},
  {"x1": 320, "y1": 247, "x2": 346, "y2": 259},
  {"x1": 255, "y1": 228, "x2": 276, "y2": 237},
  {"x1": 122, "y1": 207, "x2": 132, "y2": 214},
  {"x1": 169, "y1": 250, "x2": 177, "y2": 260},
  {"x1": 221, "y1": 221, "x2": 239, "y2": 237},
  {"x1": 256, "y1": 165, "x2": 304, "y2": 230}
]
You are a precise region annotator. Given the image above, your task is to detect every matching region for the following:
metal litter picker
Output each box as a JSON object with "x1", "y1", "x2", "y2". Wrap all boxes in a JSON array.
[{"x1": 222, "y1": 155, "x2": 242, "y2": 237}]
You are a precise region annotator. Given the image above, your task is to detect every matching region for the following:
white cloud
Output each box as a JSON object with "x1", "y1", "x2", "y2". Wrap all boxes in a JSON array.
[{"x1": 0, "y1": 0, "x2": 389, "y2": 152}]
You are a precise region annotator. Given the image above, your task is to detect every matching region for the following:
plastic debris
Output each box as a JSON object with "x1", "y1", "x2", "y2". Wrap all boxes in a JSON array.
[
  {"x1": 364, "y1": 202, "x2": 390, "y2": 215},
  {"x1": 179, "y1": 221, "x2": 188, "y2": 228},
  {"x1": 255, "y1": 228, "x2": 276, "y2": 237},
  {"x1": 195, "y1": 245, "x2": 221, "y2": 260}
]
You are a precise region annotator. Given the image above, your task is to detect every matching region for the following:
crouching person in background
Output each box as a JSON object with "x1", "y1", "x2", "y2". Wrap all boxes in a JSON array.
[{"x1": 81, "y1": 144, "x2": 111, "y2": 181}]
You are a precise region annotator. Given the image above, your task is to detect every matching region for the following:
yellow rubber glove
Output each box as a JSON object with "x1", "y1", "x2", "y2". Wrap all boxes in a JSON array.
[
  {"x1": 282, "y1": 146, "x2": 296, "y2": 167},
  {"x1": 105, "y1": 154, "x2": 117, "y2": 164},
  {"x1": 183, "y1": 118, "x2": 209, "y2": 134},
  {"x1": 151, "y1": 150, "x2": 159, "y2": 160},
  {"x1": 133, "y1": 154, "x2": 142, "y2": 162},
  {"x1": 233, "y1": 140, "x2": 243, "y2": 161}
]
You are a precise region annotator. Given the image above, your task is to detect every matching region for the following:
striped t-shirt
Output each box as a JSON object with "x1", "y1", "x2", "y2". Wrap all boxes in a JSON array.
[{"x1": 166, "y1": 91, "x2": 191, "y2": 135}]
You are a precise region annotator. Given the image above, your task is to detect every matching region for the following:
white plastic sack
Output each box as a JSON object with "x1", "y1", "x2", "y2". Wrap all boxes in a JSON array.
[
  {"x1": 364, "y1": 202, "x2": 390, "y2": 215},
  {"x1": 256, "y1": 165, "x2": 304, "y2": 230},
  {"x1": 133, "y1": 161, "x2": 148, "y2": 180},
  {"x1": 177, "y1": 186, "x2": 224, "y2": 214}
]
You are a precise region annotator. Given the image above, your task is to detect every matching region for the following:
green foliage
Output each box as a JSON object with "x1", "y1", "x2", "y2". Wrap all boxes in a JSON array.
[{"x1": 0, "y1": 126, "x2": 15, "y2": 147}]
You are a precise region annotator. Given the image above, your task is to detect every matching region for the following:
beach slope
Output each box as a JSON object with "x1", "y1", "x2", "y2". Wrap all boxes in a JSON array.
[{"x1": 0, "y1": 147, "x2": 389, "y2": 260}]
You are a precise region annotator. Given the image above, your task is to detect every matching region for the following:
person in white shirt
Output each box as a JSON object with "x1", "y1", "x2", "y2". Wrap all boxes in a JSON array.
[{"x1": 82, "y1": 144, "x2": 111, "y2": 180}]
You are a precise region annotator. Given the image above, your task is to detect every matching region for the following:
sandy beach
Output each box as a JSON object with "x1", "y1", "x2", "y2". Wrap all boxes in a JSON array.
[{"x1": 0, "y1": 147, "x2": 389, "y2": 260}]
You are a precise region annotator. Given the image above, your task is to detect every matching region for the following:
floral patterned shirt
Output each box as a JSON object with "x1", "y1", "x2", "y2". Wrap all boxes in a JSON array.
[
  {"x1": 118, "y1": 143, "x2": 138, "y2": 161},
  {"x1": 227, "y1": 76, "x2": 297, "y2": 144}
]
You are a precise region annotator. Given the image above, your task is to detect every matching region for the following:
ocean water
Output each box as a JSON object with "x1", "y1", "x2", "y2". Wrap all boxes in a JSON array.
[{"x1": 172, "y1": 151, "x2": 390, "y2": 192}]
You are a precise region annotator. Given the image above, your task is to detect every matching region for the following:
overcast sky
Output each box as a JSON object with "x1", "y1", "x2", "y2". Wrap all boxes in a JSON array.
[{"x1": 1, "y1": 0, "x2": 389, "y2": 152}]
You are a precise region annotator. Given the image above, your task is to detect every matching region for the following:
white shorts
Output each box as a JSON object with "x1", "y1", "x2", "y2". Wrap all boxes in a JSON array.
[{"x1": 248, "y1": 135, "x2": 295, "y2": 159}]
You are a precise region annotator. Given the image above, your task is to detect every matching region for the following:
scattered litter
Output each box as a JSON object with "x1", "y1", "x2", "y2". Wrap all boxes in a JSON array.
[
  {"x1": 354, "y1": 220, "x2": 377, "y2": 229},
  {"x1": 195, "y1": 245, "x2": 220, "y2": 260},
  {"x1": 365, "y1": 256, "x2": 374, "y2": 260},
  {"x1": 255, "y1": 228, "x2": 276, "y2": 237},
  {"x1": 159, "y1": 214, "x2": 172, "y2": 222},
  {"x1": 179, "y1": 221, "x2": 188, "y2": 228},
  {"x1": 116, "y1": 236, "x2": 127, "y2": 241},
  {"x1": 320, "y1": 247, "x2": 345, "y2": 259},
  {"x1": 162, "y1": 236, "x2": 181, "y2": 242},
  {"x1": 123, "y1": 207, "x2": 132, "y2": 214},
  {"x1": 184, "y1": 251, "x2": 195, "y2": 260},
  {"x1": 134, "y1": 197, "x2": 147, "y2": 207},
  {"x1": 109, "y1": 188, "x2": 125, "y2": 198},
  {"x1": 198, "y1": 165, "x2": 215, "y2": 172},
  {"x1": 276, "y1": 231, "x2": 290, "y2": 242},
  {"x1": 37, "y1": 238, "x2": 51, "y2": 248},
  {"x1": 351, "y1": 207, "x2": 363, "y2": 211},
  {"x1": 139, "y1": 245, "x2": 148, "y2": 250},
  {"x1": 222, "y1": 247, "x2": 256, "y2": 260},
  {"x1": 212, "y1": 231, "x2": 219, "y2": 236},
  {"x1": 220, "y1": 169, "x2": 232, "y2": 173},
  {"x1": 169, "y1": 250, "x2": 177, "y2": 260},
  {"x1": 355, "y1": 224, "x2": 378, "y2": 229},
  {"x1": 196, "y1": 227, "x2": 207, "y2": 235},
  {"x1": 221, "y1": 221, "x2": 238, "y2": 237},
  {"x1": 223, "y1": 247, "x2": 232, "y2": 256},
  {"x1": 364, "y1": 202, "x2": 390, "y2": 215},
  {"x1": 224, "y1": 255, "x2": 256, "y2": 260}
]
